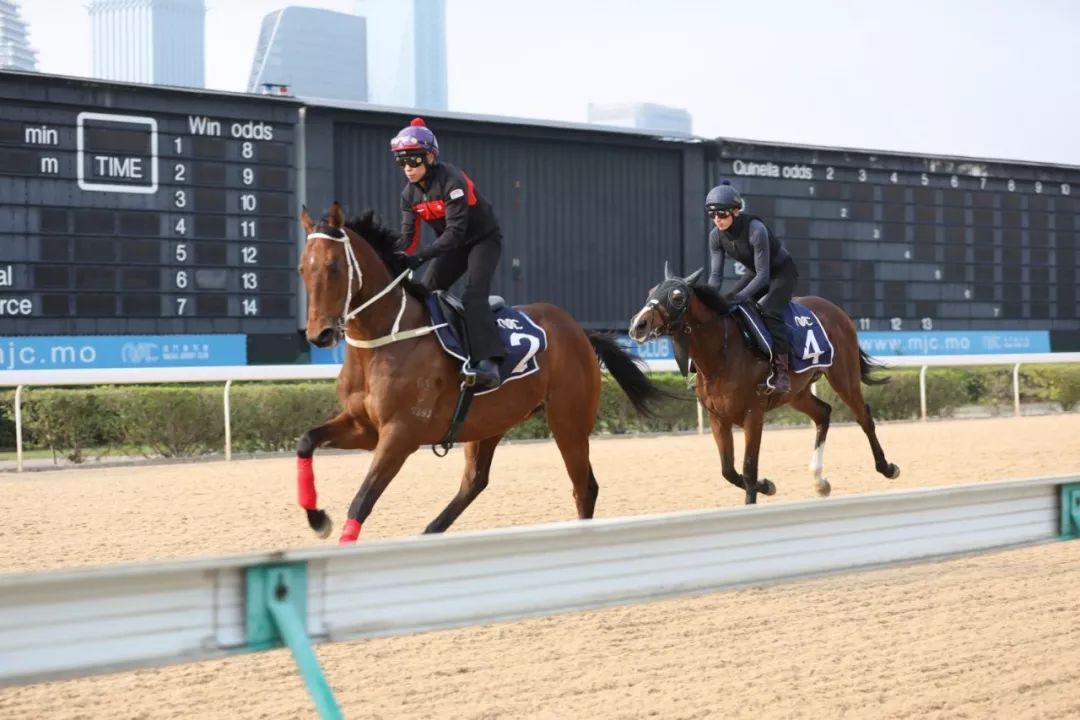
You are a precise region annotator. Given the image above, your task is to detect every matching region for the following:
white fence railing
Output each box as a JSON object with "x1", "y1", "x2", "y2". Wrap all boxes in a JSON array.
[
  {"x1": 1, "y1": 475, "x2": 1077, "y2": 719},
  {"x1": 4, "y1": 353, "x2": 1080, "y2": 472}
]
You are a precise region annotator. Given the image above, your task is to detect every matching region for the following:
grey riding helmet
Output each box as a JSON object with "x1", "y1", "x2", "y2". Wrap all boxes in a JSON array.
[{"x1": 705, "y1": 181, "x2": 744, "y2": 211}]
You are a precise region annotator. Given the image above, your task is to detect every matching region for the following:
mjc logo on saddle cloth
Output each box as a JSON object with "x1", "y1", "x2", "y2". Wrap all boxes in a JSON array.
[
  {"x1": 426, "y1": 296, "x2": 548, "y2": 395},
  {"x1": 731, "y1": 301, "x2": 835, "y2": 373}
]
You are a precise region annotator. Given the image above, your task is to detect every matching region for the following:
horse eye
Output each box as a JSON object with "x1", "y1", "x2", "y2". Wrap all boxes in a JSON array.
[{"x1": 670, "y1": 288, "x2": 686, "y2": 307}]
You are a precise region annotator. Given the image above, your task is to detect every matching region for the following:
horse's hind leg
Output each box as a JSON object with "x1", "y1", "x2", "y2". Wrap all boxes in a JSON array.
[
  {"x1": 551, "y1": 427, "x2": 598, "y2": 519},
  {"x1": 825, "y1": 370, "x2": 900, "y2": 480},
  {"x1": 424, "y1": 436, "x2": 502, "y2": 534},
  {"x1": 548, "y1": 392, "x2": 600, "y2": 520},
  {"x1": 788, "y1": 387, "x2": 833, "y2": 496}
]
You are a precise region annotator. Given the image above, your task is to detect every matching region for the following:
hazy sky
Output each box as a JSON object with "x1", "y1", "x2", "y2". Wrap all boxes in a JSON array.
[{"x1": 19, "y1": 0, "x2": 1080, "y2": 165}]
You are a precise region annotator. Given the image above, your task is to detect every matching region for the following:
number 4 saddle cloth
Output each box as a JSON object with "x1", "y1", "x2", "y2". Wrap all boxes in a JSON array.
[
  {"x1": 426, "y1": 291, "x2": 549, "y2": 396},
  {"x1": 729, "y1": 300, "x2": 835, "y2": 373}
]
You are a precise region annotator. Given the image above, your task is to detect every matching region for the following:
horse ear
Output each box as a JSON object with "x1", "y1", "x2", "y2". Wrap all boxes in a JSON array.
[
  {"x1": 299, "y1": 205, "x2": 314, "y2": 234},
  {"x1": 328, "y1": 201, "x2": 345, "y2": 228},
  {"x1": 664, "y1": 261, "x2": 674, "y2": 280},
  {"x1": 684, "y1": 267, "x2": 704, "y2": 285}
]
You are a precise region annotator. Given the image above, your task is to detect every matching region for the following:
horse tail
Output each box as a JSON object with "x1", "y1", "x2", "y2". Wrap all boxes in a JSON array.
[
  {"x1": 859, "y1": 348, "x2": 890, "y2": 386},
  {"x1": 586, "y1": 332, "x2": 677, "y2": 417}
]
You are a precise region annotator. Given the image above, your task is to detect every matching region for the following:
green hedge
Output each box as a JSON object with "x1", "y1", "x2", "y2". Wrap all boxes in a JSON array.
[{"x1": 2, "y1": 364, "x2": 1078, "y2": 463}]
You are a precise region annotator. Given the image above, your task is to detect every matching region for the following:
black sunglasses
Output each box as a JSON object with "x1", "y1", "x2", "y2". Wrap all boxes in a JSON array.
[
  {"x1": 708, "y1": 208, "x2": 734, "y2": 219},
  {"x1": 396, "y1": 155, "x2": 425, "y2": 168}
]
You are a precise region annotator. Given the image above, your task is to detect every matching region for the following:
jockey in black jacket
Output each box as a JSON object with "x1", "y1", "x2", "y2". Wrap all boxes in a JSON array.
[
  {"x1": 706, "y1": 181, "x2": 799, "y2": 394},
  {"x1": 392, "y1": 117, "x2": 503, "y2": 390}
]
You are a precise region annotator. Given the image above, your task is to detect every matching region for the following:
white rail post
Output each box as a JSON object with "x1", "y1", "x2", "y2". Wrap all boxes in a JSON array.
[
  {"x1": 14, "y1": 385, "x2": 24, "y2": 473},
  {"x1": 919, "y1": 366, "x2": 929, "y2": 421},
  {"x1": 224, "y1": 380, "x2": 233, "y2": 461},
  {"x1": 696, "y1": 399, "x2": 704, "y2": 435},
  {"x1": 1013, "y1": 363, "x2": 1022, "y2": 418}
]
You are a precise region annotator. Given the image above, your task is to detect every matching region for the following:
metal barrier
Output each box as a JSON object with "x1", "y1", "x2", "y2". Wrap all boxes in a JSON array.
[{"x1": 1, "y1": 475, "x2": 1076, "y2": 718}]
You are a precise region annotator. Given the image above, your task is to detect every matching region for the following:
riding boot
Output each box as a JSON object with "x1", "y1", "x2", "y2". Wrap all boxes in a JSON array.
[
  {"x1": 772, "y1": 353, "x2": 792, "y2": 394},
  {"x1": 469, "y1": 358, "x2": 501, "y2": 391}
]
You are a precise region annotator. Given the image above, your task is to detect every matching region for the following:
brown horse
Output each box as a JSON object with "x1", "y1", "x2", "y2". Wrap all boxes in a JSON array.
[
  {"x1": 629, "y1": 266, "x2": 900, "y2": 505},
  {"x1": 296, "y1": 203, "x2": 670, "y2": 542}
]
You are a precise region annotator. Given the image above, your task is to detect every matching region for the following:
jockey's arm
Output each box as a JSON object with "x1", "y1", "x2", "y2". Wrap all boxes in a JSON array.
[
  {"x1": 707, "y1": 228, "x2": 725, "y2": 288},
  {"x1": 732, "y1": 220, "x2": 772, "y2": 303},
  {"x1": 413, "y1": 177, "x2": 469, "y2": 262},
  {"x1": 398, "y1": 193, "x2": 420, "y2": 254}
]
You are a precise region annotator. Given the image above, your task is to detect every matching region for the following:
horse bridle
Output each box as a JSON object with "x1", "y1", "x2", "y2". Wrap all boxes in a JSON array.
[
  {"x1": 643, "y1": 279, "x2": 694, "y2": 338},
  {"x1": 306, "y1": 228, "x2": 445, "y2": 349}
]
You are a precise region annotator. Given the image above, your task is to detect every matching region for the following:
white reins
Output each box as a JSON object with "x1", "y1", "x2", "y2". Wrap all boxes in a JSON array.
[{"x1": 306, "y1": 230, "x2": 445, "y2": 349}]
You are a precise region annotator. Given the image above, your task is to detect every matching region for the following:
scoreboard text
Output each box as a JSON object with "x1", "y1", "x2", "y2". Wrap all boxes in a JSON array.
[
  {"x1": 715, "y1": 141, "x2": 1079, "y2": 339},
  {"x1": 0, "y1": 75, "x2": 301, "y2": 365}
]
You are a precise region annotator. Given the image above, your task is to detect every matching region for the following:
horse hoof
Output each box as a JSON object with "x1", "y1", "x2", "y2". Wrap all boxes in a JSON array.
[
  {"x1": 886, "y1": 464, "x2": 901, "y2": 480},
  {"x1": 760, "y1": 479, "x2": 777, "y2": 496},
  {"x1": 816, "y1": 478, "x2": 831, "y2": 497},
  {"x1": 307, "y1": 508, "x2": 333, "y2": 539}
]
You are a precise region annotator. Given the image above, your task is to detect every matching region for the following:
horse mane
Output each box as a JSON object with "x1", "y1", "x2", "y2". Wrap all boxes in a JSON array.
[
  {"x1": 690, "y1": 283, "x2": 731, "y2": 317},
  {"x1": 336, "y1": 209, "x2": 428, "y2": 300}
]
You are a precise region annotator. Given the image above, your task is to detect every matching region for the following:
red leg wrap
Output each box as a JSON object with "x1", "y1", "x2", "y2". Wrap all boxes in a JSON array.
[
  {"x1": 297, "y1": 456, "x2": 316, "y2": 509},
  {"x1": 339, "y1": 518, "x2": 362, "y2": 544}
]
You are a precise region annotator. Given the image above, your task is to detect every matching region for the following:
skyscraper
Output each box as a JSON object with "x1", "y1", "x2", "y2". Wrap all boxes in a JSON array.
[
  {"x1": 0, "y1": 0, "x2": 37, "y2": 71},
  {"x1": 354, "y1": 0, "x2": 447, "y2": 110},
  {"x1": 89, "y1": 0, "x2": 205, "y2": 88},
  {"x1": 587, "y1": 102, "x2": 693, "y2": 135},
  {"x1": 247, "y1": 7, "x2": 367, "y2": 102}
]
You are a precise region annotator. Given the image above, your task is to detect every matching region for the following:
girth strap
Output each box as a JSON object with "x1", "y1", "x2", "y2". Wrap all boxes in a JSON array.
[{"x1": 432, "y1": 381, "x2": 477, "y2": 457}]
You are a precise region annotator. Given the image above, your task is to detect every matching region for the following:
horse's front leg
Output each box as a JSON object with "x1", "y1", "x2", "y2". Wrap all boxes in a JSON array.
[
  {"x1": 740, "y1": 409, "x2": 777, "y2": 505},
  {"x1": 339, "y1": 427, "x2": 419, "y2": 543},
  {"x1": 708, "y1": 412, "x2": 745, "y2": 492},
  {"x1": 296, "y1": 411, "x2": 376, "y2": 538}
]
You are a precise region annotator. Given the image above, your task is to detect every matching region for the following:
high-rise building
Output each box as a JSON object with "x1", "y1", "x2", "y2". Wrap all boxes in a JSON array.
[
  {"x1": 247, "y1": 7, "x2": 366, "y2": 102},
  {"x1": 89, "y1": 0, "x2": 205, "y2": 88},
  {"x1": 354, "y1": 0, "x2": 447, "y2": 110},
  {"x1": 587, "y1": 102, "x2": 693, "y2": 135},
  {"x1": 0, "y1": 0, "x2": 37, "y2": 71}
]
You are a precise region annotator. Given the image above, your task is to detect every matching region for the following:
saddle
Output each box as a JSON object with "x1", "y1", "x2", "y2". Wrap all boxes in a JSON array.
[
  {"x1": 727, "y1": 301, "x2": 835, "y2": 373},
  {"x1": 425, "y1": 290, "x2": 549, "y2": 457},
  {"x1": 425, "y1": 291, "x2": 548, "y2": 395},
  {"x1": 432, "y1": 291, "x2": 506, "y2": 351}
]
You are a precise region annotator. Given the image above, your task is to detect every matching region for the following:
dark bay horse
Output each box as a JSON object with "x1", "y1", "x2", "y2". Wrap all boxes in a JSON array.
[
  {"x1": 296, "y1": 203, "x2": 670, "y2": 542},
  {"x1": 629, "y1": 266, "x2": 900, "y2": 505}
]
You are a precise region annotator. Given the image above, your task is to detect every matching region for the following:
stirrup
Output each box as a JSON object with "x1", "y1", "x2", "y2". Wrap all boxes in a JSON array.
[
  {"x1": 462, "y1": 362, "x2": 500, "y2": 391},
  {"x1": 757, "y1": 368, "x2": 777, "y2": 396}
]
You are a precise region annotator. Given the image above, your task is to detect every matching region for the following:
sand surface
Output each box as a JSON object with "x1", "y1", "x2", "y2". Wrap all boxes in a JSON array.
[{"x1": 1, "y1": 415, "x2": 1078, "y2": 719}]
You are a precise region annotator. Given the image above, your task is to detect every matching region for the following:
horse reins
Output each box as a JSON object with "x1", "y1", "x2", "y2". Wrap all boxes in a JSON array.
[{"x1": 307, "y1": 230, "x2": 446, "y2": 349}]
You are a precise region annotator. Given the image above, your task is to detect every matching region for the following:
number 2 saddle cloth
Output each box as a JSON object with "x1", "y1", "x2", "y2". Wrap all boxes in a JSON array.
[
  {"x1": 729, "y1": 300, "x2": 835, "y2": 373},
  {"x1": 426, "y1": 291, "x2": 549, "y2": 395}
]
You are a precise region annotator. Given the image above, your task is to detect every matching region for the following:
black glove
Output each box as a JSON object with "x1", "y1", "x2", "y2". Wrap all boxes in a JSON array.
[
  {"x1": 722, "y1": 293, "x2": 740, "y2": 305},
  {"x1": 396, "y1": 252, "x2": 425, "y2": 271}
]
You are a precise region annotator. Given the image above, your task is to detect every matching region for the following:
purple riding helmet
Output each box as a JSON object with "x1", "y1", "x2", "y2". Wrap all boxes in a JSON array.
[{"x1": 390, "y1": 117, "x2": 439, "y2": 158}]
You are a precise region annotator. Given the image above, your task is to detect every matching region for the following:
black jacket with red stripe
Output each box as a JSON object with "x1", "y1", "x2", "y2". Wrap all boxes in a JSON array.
[{"x1": 398, "y1": 162, "x2": 501, "y2": 261}]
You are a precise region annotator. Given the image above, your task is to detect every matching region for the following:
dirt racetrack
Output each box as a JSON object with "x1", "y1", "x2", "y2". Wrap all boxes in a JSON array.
[{"x1": 1, "y1": 414, "x2": 1079, "y2": 719}]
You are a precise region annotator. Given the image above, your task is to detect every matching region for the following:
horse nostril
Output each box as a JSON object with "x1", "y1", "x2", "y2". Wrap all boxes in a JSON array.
[{"x1": 314, "y1": 327, "x2": 334, "y2": 346}]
